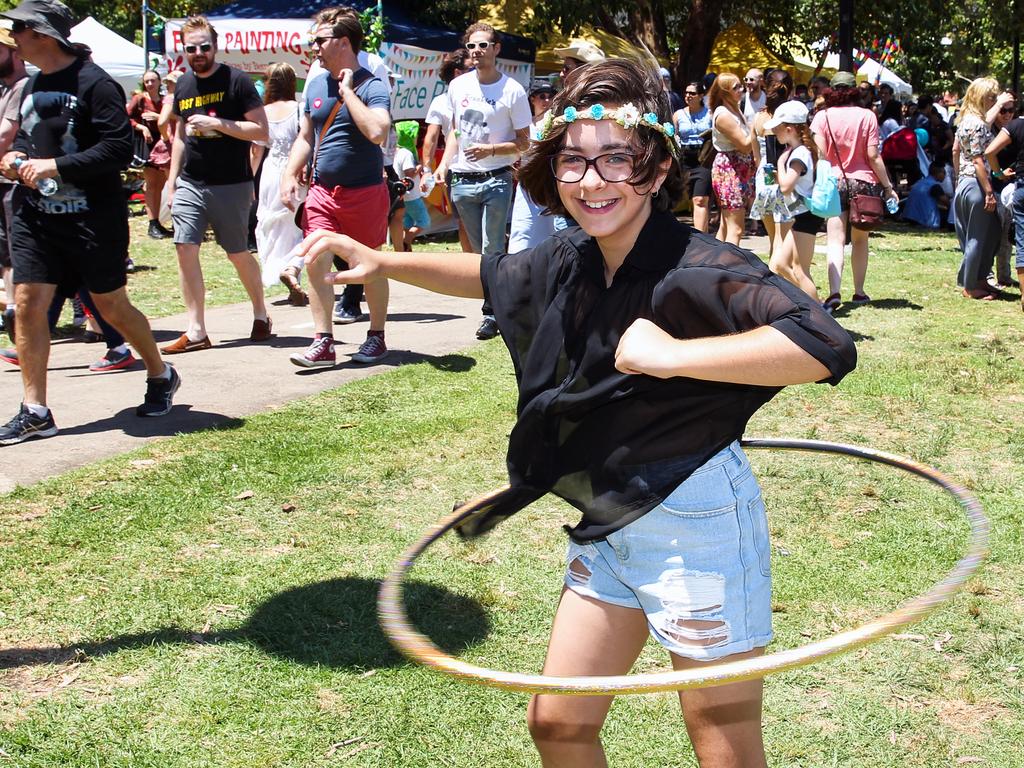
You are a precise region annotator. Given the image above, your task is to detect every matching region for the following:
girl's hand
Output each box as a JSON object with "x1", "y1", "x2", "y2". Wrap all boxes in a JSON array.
[
  {"x1": 615, "y1": 318, "x2": 680, "y2": 378},
  {"x1": 298, "y1": 229, "x2": 383, "y2": 284}
]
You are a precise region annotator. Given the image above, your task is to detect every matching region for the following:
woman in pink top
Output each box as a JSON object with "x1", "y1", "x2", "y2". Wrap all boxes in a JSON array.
[{"x1": 811, "y1": 71, "x2": 898, "y2": 312}]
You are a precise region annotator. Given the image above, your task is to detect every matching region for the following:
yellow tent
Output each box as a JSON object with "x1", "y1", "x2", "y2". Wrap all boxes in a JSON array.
[
  {"x1": 477, "y1": 3, "x2": 654, "y2": 74},
  {"x1": 708, "y1": 23, "x2": 821, "y2": 83}
]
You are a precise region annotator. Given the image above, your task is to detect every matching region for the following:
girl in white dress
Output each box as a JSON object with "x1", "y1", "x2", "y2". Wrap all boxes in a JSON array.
[{"x1": 254, "y1": 63, "x2": 306, "y2": 305}]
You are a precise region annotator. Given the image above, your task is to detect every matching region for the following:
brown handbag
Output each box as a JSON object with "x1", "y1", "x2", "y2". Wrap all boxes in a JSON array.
[{"x1": 824, "y1": 114, "x2": 885, "y2": 230}]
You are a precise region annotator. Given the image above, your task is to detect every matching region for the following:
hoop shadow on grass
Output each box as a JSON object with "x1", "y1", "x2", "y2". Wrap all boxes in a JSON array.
[{"x1": 0, "y1": 577, "x2": 489, "y2": 671}]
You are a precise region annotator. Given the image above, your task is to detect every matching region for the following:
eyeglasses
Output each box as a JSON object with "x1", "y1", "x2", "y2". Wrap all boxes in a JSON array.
[
  {"x1": 550, "y1": 152, "x2": 636, "y2": 183},
  {"x1": 309, "y1": 35, "x2": 340, "y2": 48},
  {"x1": 184, "y1": 43, "x2": 213, "y2": 54},
  {"x1": 465, "y1": 41, "x2": 492, "y2": 50}
]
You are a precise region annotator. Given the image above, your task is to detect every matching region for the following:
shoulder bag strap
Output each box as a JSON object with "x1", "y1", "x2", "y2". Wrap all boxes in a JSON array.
[
  {"x1": 823, "y1": 113, "x2": 849, "y2": 185},
  {"x1": 310, "y1": 70, "x2": 374, "y2": 181}
]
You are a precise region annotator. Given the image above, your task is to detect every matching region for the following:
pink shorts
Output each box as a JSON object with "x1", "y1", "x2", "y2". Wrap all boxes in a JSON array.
[{"x1": 303, "y1": 180, "x2": 388, "y2": 248}]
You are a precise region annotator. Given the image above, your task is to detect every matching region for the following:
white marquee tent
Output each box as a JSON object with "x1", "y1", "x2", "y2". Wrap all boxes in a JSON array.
[{"x1": 69, "y1": 16, "x2": 148, "y2": 96}]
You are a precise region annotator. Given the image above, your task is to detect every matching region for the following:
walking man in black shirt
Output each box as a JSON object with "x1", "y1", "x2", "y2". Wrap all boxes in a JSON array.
[
  {"x1": 162, "y1": 15, "x2": 270, "y2": 354},
  {"x1": 0, "y1": 0, "x2": 181, "y2": 445}
]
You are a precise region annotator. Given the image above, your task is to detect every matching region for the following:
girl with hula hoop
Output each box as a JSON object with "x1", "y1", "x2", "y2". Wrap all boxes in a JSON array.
[{"x1": 300, "y1": 59, "x2": 856, "y2": 768}]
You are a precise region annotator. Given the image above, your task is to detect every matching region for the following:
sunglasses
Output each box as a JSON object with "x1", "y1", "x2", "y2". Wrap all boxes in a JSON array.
[
  {"x1": 732, "y1": 84, "x2": 744, "y2": 91},
  {"x1": 184, "y1": 42, "x2": 213, "y2": 54},
  {"x1": 309, "y1": 35, "x2": 341, "y2": 47},
  {"x1": 465, "y1": 41, "x2": 492, "y2": 50},
  {"x1": 684, "y1": 91, "x2": 699, "y2": 96},
  {"x1": 10, "y1": 21, "x2": 29, "y2": 33},
  {"x1": 1000, "y1": 107, "x2": 1016, "y2": 114}
]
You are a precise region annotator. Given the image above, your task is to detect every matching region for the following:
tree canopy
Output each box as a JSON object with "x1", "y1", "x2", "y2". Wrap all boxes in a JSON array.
[{"x1": 4, "y1": 0, "x2": 1014, "y2": 95}]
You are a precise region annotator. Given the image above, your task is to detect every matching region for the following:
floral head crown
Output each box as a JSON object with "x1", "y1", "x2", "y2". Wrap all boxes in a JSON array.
[{"x1": 537, "y1": 102, "x2": 682, "y2": 158}]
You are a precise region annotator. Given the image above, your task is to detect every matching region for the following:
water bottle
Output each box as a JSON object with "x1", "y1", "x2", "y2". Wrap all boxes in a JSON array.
[
  {"x1": 885, "y1": 195, "x2": 899, "y2": 215},
  {"x1": 12, "y1": 157, "x2": 58, "y2": 196},
  {"x1": 763, "y1": 163, "x2": 776, "y2": 186}
]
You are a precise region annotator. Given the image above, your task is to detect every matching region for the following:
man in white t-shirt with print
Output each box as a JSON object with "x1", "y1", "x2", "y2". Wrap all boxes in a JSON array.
[{"x1": 434, "y1": 21, "x2": 530, "y2": 341}]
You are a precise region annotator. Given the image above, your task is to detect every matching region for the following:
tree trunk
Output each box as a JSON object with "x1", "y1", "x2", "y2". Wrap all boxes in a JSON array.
[
  {"x1": 677, "y1": 0, "x2": 726, "y2": 85},
  {"x1": 628, "y1": 0, "x2": 669, "y2": 58}
]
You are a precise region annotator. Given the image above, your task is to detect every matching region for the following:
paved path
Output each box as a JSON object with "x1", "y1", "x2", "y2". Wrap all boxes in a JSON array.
[
  {"x1": 0, "y1": 233, "x2": 772, "y2": 492},
  {"x1": 0, "y1": 283, "x2": 487, "y2": 492}
]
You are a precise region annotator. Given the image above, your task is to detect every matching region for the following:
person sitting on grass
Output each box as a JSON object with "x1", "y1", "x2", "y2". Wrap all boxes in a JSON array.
[
  {"x1": 298, "y1": 58, "x2": 856, "y2": 768},
  {"x1": 903, "y1": 161, "x2": 950, "y2": 230}
]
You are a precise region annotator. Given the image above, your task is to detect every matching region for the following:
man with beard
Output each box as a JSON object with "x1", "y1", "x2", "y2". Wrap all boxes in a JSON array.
[
  {"x1": 0, "y1": 0, "x2": 180, "y2": 444},
  {"x1": 0, "y1": 27, "x2": 27, "y2": 334},
  {"x1": 280, "y1": 6, "x2": 392, "y2": 367},
  {"x1": 162, "y1": 15, "x2": 270, "y2": 354}
]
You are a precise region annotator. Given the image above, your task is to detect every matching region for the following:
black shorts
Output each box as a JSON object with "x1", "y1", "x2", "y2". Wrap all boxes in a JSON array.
[
  {"x1": 681, "y1": 151, "x2": 712, "y2": 198},
  {"x1": 0, "y1": 183, "x2": 27, "y2": 270},
  {"x1": 11, "y1": 197, "x2": 129, "y2": 296},
  {"x1": 792, "y1": 210, "x2": 822, "y2": 235}
]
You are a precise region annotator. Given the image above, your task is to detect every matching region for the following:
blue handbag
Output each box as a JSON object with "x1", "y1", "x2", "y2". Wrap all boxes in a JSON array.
[{"x1": 807, "y1": 159, "x2": 841, "y2": 218}]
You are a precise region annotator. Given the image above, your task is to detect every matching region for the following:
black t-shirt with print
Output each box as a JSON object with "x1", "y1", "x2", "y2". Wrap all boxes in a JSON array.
[
  {"x1": 462, "y1": 210, "x2": 858, "y2": 543},
  {"x1": 13, "y1": 57, "x2": 132, "y2": 213},
  {"x1": 174, "y1": 63, "x2": 263, "y2": 186}
]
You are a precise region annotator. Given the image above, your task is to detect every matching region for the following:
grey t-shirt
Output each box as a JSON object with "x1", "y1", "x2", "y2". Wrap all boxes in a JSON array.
[{"x1": 305, "y1": 68, "x2": 390, "y2": 189}]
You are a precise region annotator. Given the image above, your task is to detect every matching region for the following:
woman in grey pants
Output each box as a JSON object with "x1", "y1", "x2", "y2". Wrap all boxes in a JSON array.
[{"x1": 954, "y1": 77, "x2": 1008, "y2": 300}]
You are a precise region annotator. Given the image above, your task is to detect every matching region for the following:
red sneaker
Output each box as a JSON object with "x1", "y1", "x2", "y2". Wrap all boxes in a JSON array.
[{"x1": 289, "y1": 337, "x2": 336, "y2": 368}]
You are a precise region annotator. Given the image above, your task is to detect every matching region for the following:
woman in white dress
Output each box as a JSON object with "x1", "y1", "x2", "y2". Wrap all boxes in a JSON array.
[{"x1": 254, "y1": 63, "x2": 307, "y2": 305}]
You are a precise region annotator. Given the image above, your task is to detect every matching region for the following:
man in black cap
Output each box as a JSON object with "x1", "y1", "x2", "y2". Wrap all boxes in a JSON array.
[{"x1": 0, "y1": 0, "x2": 180, "y2": 445}]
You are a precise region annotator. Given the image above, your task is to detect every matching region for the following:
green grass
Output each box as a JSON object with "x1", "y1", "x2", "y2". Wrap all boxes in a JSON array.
[{"x1": 1, "y1": 222, "x2": 1023, "y2": 767}]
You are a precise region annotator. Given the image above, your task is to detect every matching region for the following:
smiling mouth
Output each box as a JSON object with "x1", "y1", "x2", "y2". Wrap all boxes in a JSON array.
[{"x1": 579, "y1": 199, "x2": 617, "y2": 211}]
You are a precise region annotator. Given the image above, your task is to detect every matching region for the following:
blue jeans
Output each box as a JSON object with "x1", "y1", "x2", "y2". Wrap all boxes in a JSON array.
[
  {"x1": 451, "y1": 170, "x2": 513, "y2": 316},
  {"x1": 1013, "y1": 182, "x2": 1024, "y2": 270}
]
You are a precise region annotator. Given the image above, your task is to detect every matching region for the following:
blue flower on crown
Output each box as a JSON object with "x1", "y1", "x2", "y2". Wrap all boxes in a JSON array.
[
  {"x1": 643, "y1": 112, "x2": 659, "y2": 125},
  {"x1": 663, "y1": 123, "x2": 675, "y2": 137},
  {"x1": 563, "y1": 106, "x2": 578, "y2": 122},
  {"x1": 588, "y1": 104, "x2": 605, "y2": 119}
]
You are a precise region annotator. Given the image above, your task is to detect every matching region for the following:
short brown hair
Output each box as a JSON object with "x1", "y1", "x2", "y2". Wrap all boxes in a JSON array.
[
  {"x1": 440, "y1": 48, "x2": 469, "y2": 84},
  {"x1": 182, "y1": 15, "x2": 218, "y2": 46},
  {"x1": 314, "y1": 6, "x2": 364, "y2": 52},
  {"x1": 263, "y1": 62, "x2": 297, "y2": 104},
  {"x1": 517, "y1": 59, "x2": 684, "y2": 216},
  {"x1": 463, "y1": 22, "x2": 497, "y2": 44}
]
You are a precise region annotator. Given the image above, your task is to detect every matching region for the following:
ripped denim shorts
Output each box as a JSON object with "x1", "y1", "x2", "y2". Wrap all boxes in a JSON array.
[{"x1": 564, "y1": 441, "x2": 773, "y2": 661}]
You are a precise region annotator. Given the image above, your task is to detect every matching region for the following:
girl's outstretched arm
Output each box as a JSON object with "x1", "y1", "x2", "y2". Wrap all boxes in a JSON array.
[{"x1": 299, "y1": 229, "x2": 486, "y2": 299}]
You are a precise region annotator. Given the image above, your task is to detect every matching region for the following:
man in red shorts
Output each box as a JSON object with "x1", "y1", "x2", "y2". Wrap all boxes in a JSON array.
[{"x1": 281, "y1": 6, "x2": 391, "y2": 367}]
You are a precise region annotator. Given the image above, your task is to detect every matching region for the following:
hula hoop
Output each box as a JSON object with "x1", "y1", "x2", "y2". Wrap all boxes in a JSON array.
[{"x1": 378, "y1": 439, "x2": 989, "y2": 695}]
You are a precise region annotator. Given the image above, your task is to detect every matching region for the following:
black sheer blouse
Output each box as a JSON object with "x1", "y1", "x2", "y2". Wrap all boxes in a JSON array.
[{"x1": 464, "y1": 209, "x2": 857, "y2": 543}]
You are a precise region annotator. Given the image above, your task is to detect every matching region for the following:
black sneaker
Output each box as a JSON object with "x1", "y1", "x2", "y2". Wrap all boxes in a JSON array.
[
  {"x1": 0, "y1": 404, "x2": 58, "y2": 445},
  {"x1": 147, "y1": 220, "x2": 168, "y2": 240},
  {"x1": 136, "y1": 365, "x2": 181, "y2": 417},
  {"x1": 2, "y1": 307, "x2": 13, "y2": 342}
]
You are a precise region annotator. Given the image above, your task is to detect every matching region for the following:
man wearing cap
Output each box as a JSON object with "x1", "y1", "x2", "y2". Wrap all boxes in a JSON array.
[
  {"x1": 0, "y1": 27, "x2": 27, "y2": 336},
  {"x1": 553, "y1": 39, "x2": 604, "y2": 86},
  {"x1": 0, "y1": 0, "x2": 181, "y2": 445},
  {"x1": 435, "y1": 21, "x2": 530, "y2": 341},
  {"x1": 658, "y1": 67, "x2": 684, "y2": 113}
]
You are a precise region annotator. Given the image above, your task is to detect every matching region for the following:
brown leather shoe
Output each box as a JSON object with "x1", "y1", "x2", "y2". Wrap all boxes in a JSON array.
[
  {"x1": 161, "y1": 333, "x2": 212, "y2": 354},
  {"x1": 250, "y1": 317, "x2": 273, "y2": 341}
]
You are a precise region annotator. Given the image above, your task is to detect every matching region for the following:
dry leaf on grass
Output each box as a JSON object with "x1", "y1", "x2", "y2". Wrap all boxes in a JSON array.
[{"x1": 235, "y1": 490, "x2": 254, "y2": 500}]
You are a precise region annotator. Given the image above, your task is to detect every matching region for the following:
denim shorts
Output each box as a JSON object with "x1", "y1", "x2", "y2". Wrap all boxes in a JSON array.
[{"x1": 564, "y1": 441, "x2": 773, "y2": 661}]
